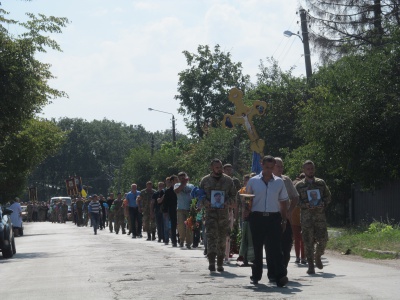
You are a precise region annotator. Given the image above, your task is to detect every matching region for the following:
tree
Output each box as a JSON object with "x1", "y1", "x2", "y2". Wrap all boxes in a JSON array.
[
  {"x1": 119, "y1": 146, "x2": 154, "y2": 191},
  {"x1": 245, "y1": 58, "x2": 306, "y2": 156},
  {"x1": 179, "y1": 127, "x2": 251, "y2": 184},
  {"x1": 0, "y1": 7, "x2": 69, "y2": 146},
  {"x1": 280, "y1": 32, "x2": 400, "y2": 225},
  {"x1": 302, "y1": 0, "x2": 400, "y2": 60},
  {"x1": 0, "y1": 5, "x2": 69, "y2": 201},
  {"x1": 0, "y1": 119, "x2": 66, "y2": 202},
  {"x1": 175, "y1": 44, "x2": 250, "y2": 138},
  {"x1": 28, "y1": 118, "x2": 153, "y2": 197}
]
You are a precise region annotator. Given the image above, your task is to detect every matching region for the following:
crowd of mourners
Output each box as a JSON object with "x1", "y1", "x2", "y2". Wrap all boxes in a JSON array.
[{"x1": 25, "y1": 156, "x2": 332, "y2": 287}]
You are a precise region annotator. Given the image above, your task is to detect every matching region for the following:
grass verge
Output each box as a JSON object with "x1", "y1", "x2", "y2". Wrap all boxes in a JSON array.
[{"x1": 327, "y1": 222, "x2": 400, "y2": 259}]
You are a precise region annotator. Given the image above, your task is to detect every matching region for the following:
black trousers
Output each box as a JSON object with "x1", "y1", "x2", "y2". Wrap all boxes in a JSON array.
[
  {"x1": 265, "y1": 219, "x2": 293, "y2": 267},
  {"x1": 129, "y1": 207, "x2": 139, "y2": 236},
  {"x1": 169, "y1": 209, "x2": 177, "y2": 245},
  {"x1": 249, "y1": 212, "x2": 287, "y2": 282},
  {"x1": 155, "y1": 210, "x2": 164, "y2": 241}
]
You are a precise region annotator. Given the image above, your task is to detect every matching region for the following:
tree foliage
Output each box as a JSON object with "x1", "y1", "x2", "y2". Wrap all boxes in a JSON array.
[
  {"x1": 0, "y1": 5, "x2": 69, "y2": 202},
  {"x1": 175, "y1": 44, "x2": 250, "y2": 138},
  {"x1": 298, "y1": 37, "x2": 400, "y2": 189},
  {"x1": 28, "y1": 118, "x2": 154, "y2": 198},
  {"x1": 0, "y1": 119, "x2": 66, "y2": 202},
  {"x1": 302, "y1": 0, "x2": 400, "y2": 60},
  {"x1": 246, "y1": 58, "x2": 306, "y2": 157},
  {"x1": 0, "y1": 7, "x2": 69, "y2": 147}
]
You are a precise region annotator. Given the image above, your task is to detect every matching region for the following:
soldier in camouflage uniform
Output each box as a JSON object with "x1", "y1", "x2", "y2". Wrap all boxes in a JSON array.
[
  {"x1": 295, "y1": 160, "x2": 331, "y2": 274},
  {"x1": 138, "y1": 182, "x2": 157, "y2": 241},
  {"x1": 76, "y1": 197, "x2": 83, "y2": 226},
  {"x1": 113, "y1": 192, "x2": 125, "y2": 234},
  {"x1": 199, "y1": 159, "x2": 236, "y2": 272}
]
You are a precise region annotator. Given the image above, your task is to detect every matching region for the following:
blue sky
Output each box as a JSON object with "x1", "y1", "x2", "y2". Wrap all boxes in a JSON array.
[{"x1": 4, "y1": 0, "x2": 308, "y2": 135}]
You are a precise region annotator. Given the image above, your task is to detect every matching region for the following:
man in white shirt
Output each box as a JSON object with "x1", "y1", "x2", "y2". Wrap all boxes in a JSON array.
[
  {"x1": 9, "y1": 197, "x2": 22, "y2": 237},
  {"x1": 246, "y1": 155, "x2": 289, "y2": 287}
]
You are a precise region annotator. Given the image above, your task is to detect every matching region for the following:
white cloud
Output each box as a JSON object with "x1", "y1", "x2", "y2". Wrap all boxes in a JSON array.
[{"x1": 9, "y1": 0, "x2": 308, "y2": 134}]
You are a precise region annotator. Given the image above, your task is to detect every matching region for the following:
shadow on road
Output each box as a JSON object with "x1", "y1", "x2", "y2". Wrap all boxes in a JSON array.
[
  {"x1": 243, "y1": 280, "x2": 303, "y2": 295},
  {"x1": 22, "y1": 233, "x2": 55, "y2": 237},
  {"x1": 206, "y1": 271, "x2": 247, "y2": 279},
  {"x1": 14, "y1": 252, "x2": 50, "y2": 259}
]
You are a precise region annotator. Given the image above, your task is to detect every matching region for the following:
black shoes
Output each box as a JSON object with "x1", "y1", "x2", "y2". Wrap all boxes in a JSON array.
[
  {"x1": 276, "y1": 276, "x2": 288, "y2": 287},
  {"x1": 315, "y1": 256, "x2": 323, "y2": 269},
  {"x1": 250, "y1": 276, "x2": 259, "y2": 285}
]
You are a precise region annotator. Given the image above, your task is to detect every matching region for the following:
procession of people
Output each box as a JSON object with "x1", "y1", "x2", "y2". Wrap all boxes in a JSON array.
[{"x1": 20, "y1": 156, "x2": 332, "y2": 287}]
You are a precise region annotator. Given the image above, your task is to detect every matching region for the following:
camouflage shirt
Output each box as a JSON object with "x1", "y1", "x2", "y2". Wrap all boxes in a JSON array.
[
  {"x1": 199, "y1": 173, "x2": 237, "y2": 209},
  {"x1": 295, "y1": 177, "x2": 331, "y2": 209},
  {"x1": 113, "y1": 198, "x2": 124, "y2": 216},
  {"x1": 139, "y1": 189, "x2": 156, "y2": 213},
  {"x1": 232, "y1": 177, "x2": 242, "y2": 192}
]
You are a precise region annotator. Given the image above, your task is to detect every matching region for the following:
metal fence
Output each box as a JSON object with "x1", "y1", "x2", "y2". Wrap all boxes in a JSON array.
[{"x1": 351, "y1": 180, "x2": 400, "y2": 224}]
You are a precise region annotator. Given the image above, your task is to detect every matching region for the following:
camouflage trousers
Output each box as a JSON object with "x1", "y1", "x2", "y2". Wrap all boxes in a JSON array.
[
  {"x1": 114, "y1": 214, "x2": 125, "y2": 233},
  {"x1": 205, "y1": 209, "x2": 230, "y2": 257},
  {"x1": 142, "y1": 212, "x2": 156, "y2": 233},
  {"x1": 301, "y1": 209, "x2": 328, "y2": 261}
]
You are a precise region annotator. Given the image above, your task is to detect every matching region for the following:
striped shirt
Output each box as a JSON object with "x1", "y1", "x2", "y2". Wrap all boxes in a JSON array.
[{"x1": 89, "y1": 201, "x2": 101, "y2": 214}]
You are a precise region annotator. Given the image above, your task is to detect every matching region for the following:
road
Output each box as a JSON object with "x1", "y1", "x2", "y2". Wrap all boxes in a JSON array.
[{"x1": 1, "y1": 222, "x2": 399, "y2": 300}]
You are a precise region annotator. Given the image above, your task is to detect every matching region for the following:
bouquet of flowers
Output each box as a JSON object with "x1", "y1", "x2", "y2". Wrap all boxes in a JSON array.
[{"x1": 184, "y1": 187, "x2": 206, "y2": 231}]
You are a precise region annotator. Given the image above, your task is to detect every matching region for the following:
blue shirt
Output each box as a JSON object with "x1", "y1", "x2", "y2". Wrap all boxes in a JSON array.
[
  {"x1": 246, "y1": 172, "x2": 288, "y2": 212},
  {"x1": 174, "y1": 183, "x2": 194, "y2": 210},
  {"x1": 126, "y1": 190, "x2": 141, "y2": 207}
]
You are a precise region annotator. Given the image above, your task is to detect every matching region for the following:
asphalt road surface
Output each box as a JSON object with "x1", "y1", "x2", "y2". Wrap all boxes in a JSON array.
[{"x1": 1, "y1": 222, "x2": 399, "y2": 300}]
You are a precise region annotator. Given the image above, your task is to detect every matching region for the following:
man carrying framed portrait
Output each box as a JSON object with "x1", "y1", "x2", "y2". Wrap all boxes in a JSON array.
[
  {"x1": 199, "y1": 159, "x2": 236, "y2": 273},
  {"x1": 295, "y1": 160, "x2": 331, "y2": 275}
]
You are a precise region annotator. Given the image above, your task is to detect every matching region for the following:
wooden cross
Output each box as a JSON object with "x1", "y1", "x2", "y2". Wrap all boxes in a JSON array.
[{"x1": 222, "y1": 88, "x2": 267, "y2": 156}]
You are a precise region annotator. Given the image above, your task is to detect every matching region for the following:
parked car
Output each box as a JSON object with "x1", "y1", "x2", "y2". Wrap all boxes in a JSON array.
[{"x1": 0, "y1": 206, "x2": 16, "y2": 258}]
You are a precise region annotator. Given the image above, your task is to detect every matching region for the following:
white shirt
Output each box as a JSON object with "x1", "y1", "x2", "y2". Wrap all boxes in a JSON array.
[
  {"x1": 9, "y1": 202, "x2": 22, "y2": 227},
  {"x1": 246, "y1": 172, "x2": 289, "y2": 212}
]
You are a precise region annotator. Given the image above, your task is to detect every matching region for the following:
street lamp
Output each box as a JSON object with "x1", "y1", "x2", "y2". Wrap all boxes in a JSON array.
[
  {"x1": 148, "y1": 108, "x2": 176, "y2": 145},
  {"x1": 284, "y1": 9, "x2": 312, "y2": 79}
]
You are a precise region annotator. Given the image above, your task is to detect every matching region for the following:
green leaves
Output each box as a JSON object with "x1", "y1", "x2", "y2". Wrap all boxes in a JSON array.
[
  {"x1": 176, "y1": 44, "x2": 250, "y2": 138},
  {"x1": 0, "y1": 119, "x2": 66, "y2": 201}
]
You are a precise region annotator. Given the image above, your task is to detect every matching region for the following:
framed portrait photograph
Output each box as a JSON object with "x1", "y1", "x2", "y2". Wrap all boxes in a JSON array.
[
  {"x1": 211, "y1": 190, "x2": 225, "y2": 209},
  {"x1": 307, "y1": 189, "x2": 322, "y2": 207}
]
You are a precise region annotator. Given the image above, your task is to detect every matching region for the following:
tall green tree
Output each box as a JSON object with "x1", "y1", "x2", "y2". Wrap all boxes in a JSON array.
[
  {"x1": 282, "y1": 31, "x2": 400, "y2": 225},
  {"x1": 0, "y1": 119, "x2": 66, "y2": 202},
  {"x1": 29, "y1": 118, "x2": 153, "y2": 197},
  {"x1": 0, "y1": 7, "x2": 68, "y2": 146},
  {"x1": 302, "y1": 0, "x2": 400, "y2": 60},
  {"x1": 246, "y1": 58, "x2": 306, "y2": 157},
  {"x1": 0, "y1": 5, "x2": 69, "y2": 201},
  {"x1": 175, "y1": 44, "x2": 250, "y2": 138}
]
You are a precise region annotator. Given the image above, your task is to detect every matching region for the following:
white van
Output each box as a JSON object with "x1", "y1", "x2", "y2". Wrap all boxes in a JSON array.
[{"x1": 49, "y1": 197, "x2": 72, "y2": 219}]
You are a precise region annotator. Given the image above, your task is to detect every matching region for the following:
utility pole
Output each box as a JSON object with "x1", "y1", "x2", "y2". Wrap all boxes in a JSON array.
[
  {"x1": 151, "y1": 134, "x2": 155, "y2": 156},
  {"x1": 172, "y1": 115, "x2": 176, "y2": 146},
  {"x1": 299, "y1": 8, "x2": 312, "y2": 80}
]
